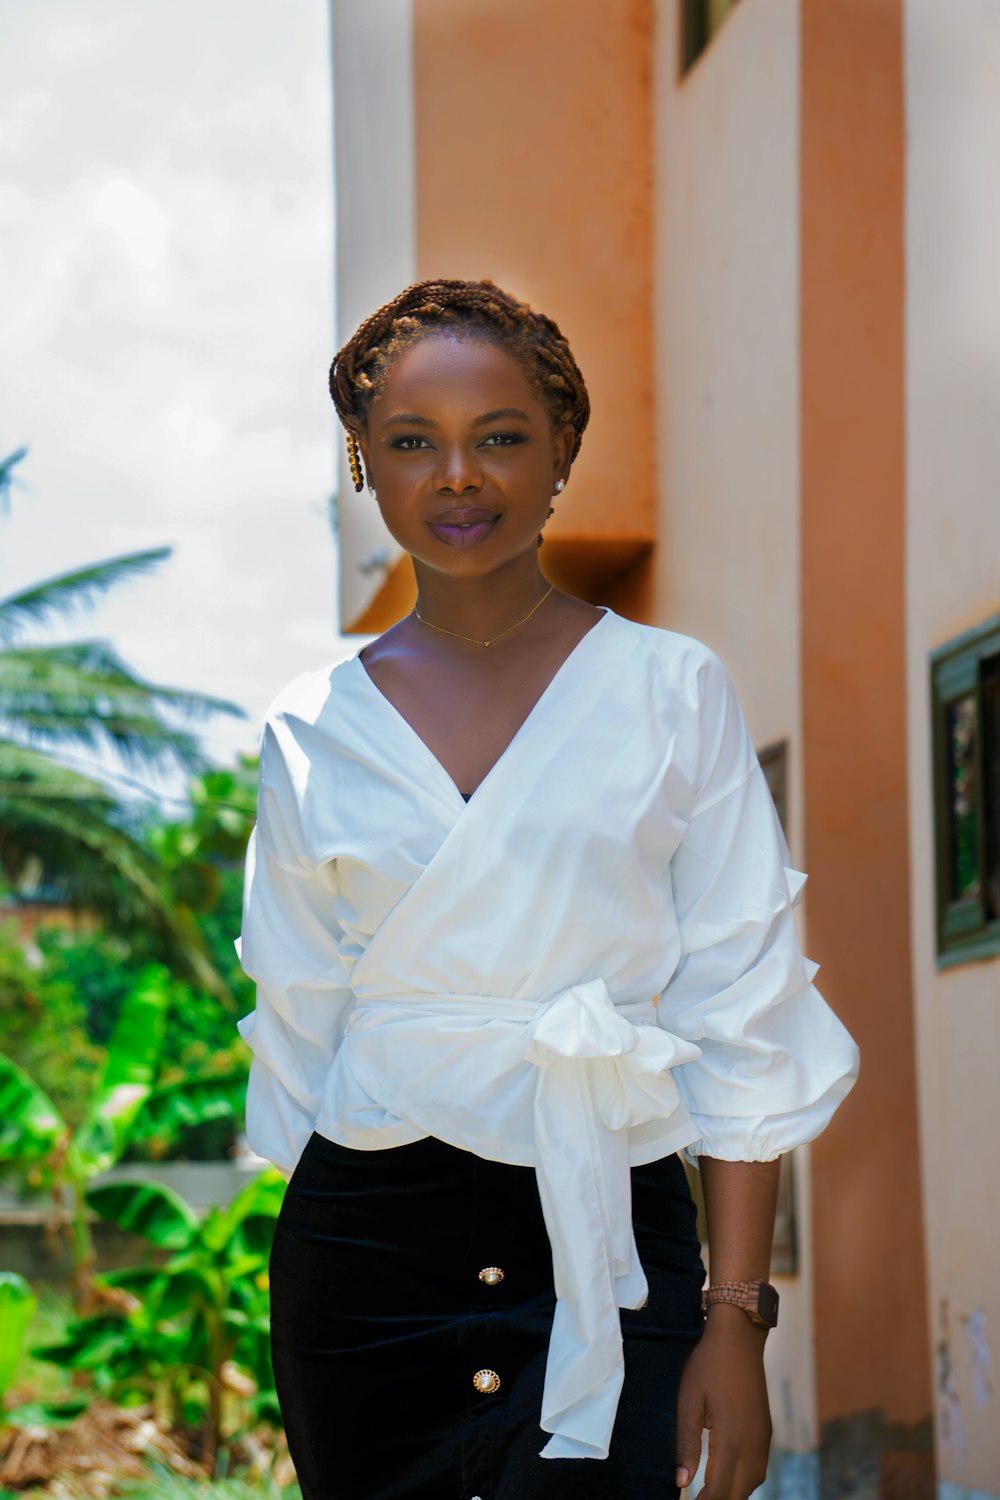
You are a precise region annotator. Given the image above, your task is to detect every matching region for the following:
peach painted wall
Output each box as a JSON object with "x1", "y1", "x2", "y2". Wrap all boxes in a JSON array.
[
  {"x1": 410, "y1": 0, "x2": 656, "y2": 553},
  {"x1": 651, "y1": 0, "x2": 817, "y2": 1459},
  {"x1": 800, "y1": 0, "x2": 934, "y2": 1463},
  {"x1": 905, "y1": 2, "x2": 1000, "y2": 1491},
  {"x1": 333, "y1": 0, "x2": 659, "y2": 628}
]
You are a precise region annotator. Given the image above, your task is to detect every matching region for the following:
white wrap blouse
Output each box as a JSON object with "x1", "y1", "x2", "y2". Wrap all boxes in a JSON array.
[{"x1": 237, "y1": 608, "x2": 859, "y2": 1461}]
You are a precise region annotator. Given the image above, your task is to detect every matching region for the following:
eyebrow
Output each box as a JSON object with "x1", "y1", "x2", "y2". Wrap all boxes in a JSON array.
[
  {"x1": 472, "y1": 407, "x2": 531, "y2": 427},
  {"x1": 381, "y1": 407, "x2": 532, "y2": 429},
  {"x1": 383, "y1": 412, "x2": 435, "y2": 428}
]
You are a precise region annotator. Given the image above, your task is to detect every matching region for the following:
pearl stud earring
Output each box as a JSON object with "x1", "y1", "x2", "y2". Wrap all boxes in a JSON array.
[{"x1": 553, "y1": 479, "x2": 566, "y2": 494}]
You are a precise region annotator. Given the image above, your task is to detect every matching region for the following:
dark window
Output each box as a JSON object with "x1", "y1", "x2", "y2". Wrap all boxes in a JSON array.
[
  {"x1": 680, "y1": 0, "x2": 741, "y2": 76},
  {"x1": 946, "y1": 694, "x2": 979, "y2": 902},
  {"x1": 931, "y1": 615, "x2": 1000, "y2": 965},
  {"x1": 983, "y1": 654, "x2": 1000, "y2": 922}
]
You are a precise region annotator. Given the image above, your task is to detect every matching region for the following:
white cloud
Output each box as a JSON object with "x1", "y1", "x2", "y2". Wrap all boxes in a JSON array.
[
  {"x1": 93, "y1": 178, "x2": 171, "y2": 270},
  {"x1": 0, "y1": 0, "x2": 340, "y2": 772}
]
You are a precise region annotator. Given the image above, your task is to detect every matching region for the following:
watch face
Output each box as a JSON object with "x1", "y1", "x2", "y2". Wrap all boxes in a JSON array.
[{"x1": 758, "y1": 1283, "x2": 780, "y2": 1328}]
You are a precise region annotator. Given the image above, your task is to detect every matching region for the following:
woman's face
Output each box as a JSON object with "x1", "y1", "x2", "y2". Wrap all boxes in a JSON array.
[{"x1": 359, "y1": 333, "x2": 573, "y2": 579}]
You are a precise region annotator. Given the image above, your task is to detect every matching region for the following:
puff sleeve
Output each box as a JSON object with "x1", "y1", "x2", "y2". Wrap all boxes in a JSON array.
[
  {"x1": 657, "y1": 649, "x2": 859, "y2": 1163},
  {"x1": 236, "y1": 717, "x2": 353, "y2": 1180}
]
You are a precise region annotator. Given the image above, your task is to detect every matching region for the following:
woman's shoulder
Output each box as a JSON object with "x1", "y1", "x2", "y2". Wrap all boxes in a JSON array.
[
  {"x1": 259, "y1": 650, "x2": 366, "y2": 760},
  {"x1": 606, "y1": 611, "x2": 733, "y2": 705}
]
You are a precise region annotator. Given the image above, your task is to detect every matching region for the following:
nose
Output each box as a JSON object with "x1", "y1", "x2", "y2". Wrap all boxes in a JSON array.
[{"x1": 433, "y1": 442, "x2": 483, "y2": 495}]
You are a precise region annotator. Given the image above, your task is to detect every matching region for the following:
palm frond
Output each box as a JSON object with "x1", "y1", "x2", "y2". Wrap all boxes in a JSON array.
[
  {"x1": 0, "y1": 641, "x2": 243, "y2": 717},
  {"x1": 0, "y1": 547, "x2": 173, "y2": 642},
  {"x1": 0, "y1": 642, "x2": 244, "y2": 774},
  {"x1": 0, "y1": 760, "x2": 233, "y2": 1006},
  {"x1": 0, "y1": 741, "x2": 118, "y2": 801},
  {"x1": 0, "y1": 447, "x2": 29, "y2": 510}
]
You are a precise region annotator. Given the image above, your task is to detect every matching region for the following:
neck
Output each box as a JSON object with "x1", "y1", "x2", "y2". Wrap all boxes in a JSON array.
[{"x1": 412, "y1": 555, "x2": 553, "y2": 645}]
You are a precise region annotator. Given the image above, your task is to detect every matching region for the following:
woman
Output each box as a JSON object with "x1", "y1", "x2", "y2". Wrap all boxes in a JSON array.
[{"x1": 237, "y1": 279, "x2": 859, "y2": 1500}]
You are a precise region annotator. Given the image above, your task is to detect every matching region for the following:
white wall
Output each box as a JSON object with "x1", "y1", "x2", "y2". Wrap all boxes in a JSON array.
[
  {"x1": 905, "y1": 3, "x2": 1000, "y2": 1492},
  {"x1": 331, "y1": 0, "x2": 416, "y2": 628},
  {"x1": 652, "y1": 0, "x2": 816, "y2": 1461}
]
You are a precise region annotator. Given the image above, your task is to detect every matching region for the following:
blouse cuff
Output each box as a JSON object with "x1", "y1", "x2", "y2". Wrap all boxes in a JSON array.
[{"x1": 681, "y1": 1066, "x2": 858, "y2": 1167}]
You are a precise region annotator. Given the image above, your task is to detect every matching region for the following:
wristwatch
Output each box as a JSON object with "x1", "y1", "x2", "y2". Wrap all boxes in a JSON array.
[{"x1": 701, "y1": 1279, "x2": 779, "y2": 1330}]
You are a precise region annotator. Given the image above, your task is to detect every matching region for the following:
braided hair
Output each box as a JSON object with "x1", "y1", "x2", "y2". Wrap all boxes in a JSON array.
[{"x1": 330, "y1": 278, "x2": 590, "y2": 491}]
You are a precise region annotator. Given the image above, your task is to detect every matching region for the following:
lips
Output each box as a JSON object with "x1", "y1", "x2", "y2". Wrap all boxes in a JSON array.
[
  {"x1": 429, "y1": 507, "x2": 499, "y2": 524},
  {"x1": 426, "y1": 507, "x2": 502, "y2": 548}
]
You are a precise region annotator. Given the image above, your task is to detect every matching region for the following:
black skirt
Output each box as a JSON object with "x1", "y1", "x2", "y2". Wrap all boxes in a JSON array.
[{"x1": 269, "y1": 1132, "x2": 706, "y2": 1500}]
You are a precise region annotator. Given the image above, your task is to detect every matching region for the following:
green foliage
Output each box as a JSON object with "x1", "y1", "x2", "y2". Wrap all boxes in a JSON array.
[
  {"x1": 28, "y1": 924, "x2": 250, "y2": 1103},
  {"x1": 128, "y1": 1071, "x2": 248, "y2": 1163},
  {"x1": 0, "y1": 1054, "x2": 63, "y2": 1166},
  {"x1": 0, "y1": 919, "x2": 104, "y2": 1129},
  {"x1": 153, "y1": 762, "x2": 260, "y2": 870},
  {"x1": 69, "y1": 966, "x2": 171, "y2": 1180},
  {"x1": 147, "y1": 756, "x2": 259, "y2": 1016},
  {"x1": 0, "y1": 965, "x2": 171, "y2": 1304},
  {"x1": 3, "y1": 1286, "x2": 74, "y2": 1400},
  {"x1": 86, "y1": 1180, "x2": 199, "y2": 1250},
  {"x1": 0, "y1": 447, "x2": 245, "y2": 996},
  {"x1": 0, "y1": 1273, "x2": 37, "y2": 1403},
  {"x1": 0, "y1": 1274, "x2": 87, "y2": 1433},
  {"x1": 34, "y1": 1169, "x2": 285, "y2": 1461},
  {"x1": 0, "y1": 925, "x2": 250, "y2": 1174},
  {"x1": 0, "y1": 745, "x2": 259, "y2": 1150},
  {"x1": 31, "y1": 924, "x2": 136, "y2": 1050},
  {"x1": 27, "y1": 752, "x2": 259, "y2": 1054},
  {"x1": 2, "y1": 1396, "x2": 90, "y2": 1431}
]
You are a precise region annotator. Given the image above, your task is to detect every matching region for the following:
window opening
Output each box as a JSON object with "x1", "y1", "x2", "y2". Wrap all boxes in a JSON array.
[{"x1": 931, "y1": 615, "x2": 1000, "y2": 966}]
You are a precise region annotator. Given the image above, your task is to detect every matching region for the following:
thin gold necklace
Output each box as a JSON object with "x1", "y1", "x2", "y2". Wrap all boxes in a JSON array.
[{"x1": 413, "y1": 582, "x2": 555, "y2": 648}]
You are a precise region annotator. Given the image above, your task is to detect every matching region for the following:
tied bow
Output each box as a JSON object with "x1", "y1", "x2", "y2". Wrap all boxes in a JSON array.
[{"x1": 523, "y1": 979, "x2": 701, "y2": 1459}]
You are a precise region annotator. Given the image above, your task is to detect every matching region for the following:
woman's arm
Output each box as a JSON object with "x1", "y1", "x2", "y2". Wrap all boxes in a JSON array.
[
  {"x1": 237, "y1": 716, "x2": 353, "y2": 1179},
  {"x1": 674, "y1": 1157, "x2": 780, "y2": 1498},
  {"x1": 655, "y1": 648, "x2": 858, "y2": 1496}
]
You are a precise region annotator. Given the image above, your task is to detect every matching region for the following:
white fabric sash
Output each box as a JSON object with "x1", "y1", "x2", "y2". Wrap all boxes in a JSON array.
[{"x1": 340, "y1": 979, "x2": 702, "y2": 1460}]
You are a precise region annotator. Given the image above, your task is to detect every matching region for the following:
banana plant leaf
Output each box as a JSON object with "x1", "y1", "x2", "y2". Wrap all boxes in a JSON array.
[
  {"x1": 0, "y1": 1272, "x2": 37, "y2": 1401},
  {"x1": 226, "y1": 1166, "x2": 287, "y2": 1220},
  {"x1": 201, "y1": 1167, "x2": 286, "y2": 1253},
  {"x1": 85, "y1": 1178, "x2": 198, "y2": 1250},
  {"x1": 93, "y1": 1265, "x2": 163, "y2": 1295},
  {"x1": 32, "y1": 1313, "x2": 138, "y2": 1372},
  {"x1": 150, "y1": 1264, "x2": 221, "y2": 1323},
  {"x1": 128, "y1": 1070, "x2": 246, "y2": 1151},
  {"x1": 70, "y1": 964, "x2": 171, "y2": 1178},
  {"x1": 35, "y1": 1165, "x2": 286, "y2": 1432},
  {"x1": 0, "y1": 1055, "x2": 65, "y2": 1164}
]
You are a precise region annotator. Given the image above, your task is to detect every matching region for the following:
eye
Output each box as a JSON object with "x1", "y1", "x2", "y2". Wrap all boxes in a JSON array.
[
  {"x1": 390, "y1": 435, "x2": 432, "y2": 451},
  {"x1": 481, "y1": 432, "x2": 527, "y2": 447}
]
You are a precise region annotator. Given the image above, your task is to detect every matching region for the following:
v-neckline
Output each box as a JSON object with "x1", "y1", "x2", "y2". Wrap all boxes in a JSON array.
[{"x1": 351, "y1": 607, "x2": 612, "y2": 807}]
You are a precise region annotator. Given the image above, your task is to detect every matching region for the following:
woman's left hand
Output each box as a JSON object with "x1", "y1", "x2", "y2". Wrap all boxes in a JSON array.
[{"x1": 674, "y1": 1303, "x2": 772, "y2": 1500}]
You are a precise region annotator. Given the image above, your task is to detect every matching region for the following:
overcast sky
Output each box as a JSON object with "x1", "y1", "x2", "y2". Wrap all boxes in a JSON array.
[{"x1": 1, "y1": 0, "x2": 355, "y2": 801}]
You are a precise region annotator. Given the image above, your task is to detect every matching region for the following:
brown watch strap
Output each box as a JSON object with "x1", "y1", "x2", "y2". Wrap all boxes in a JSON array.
[{"x1": 701, "y1": 1279, "x2": 779, "y2": 1329}]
